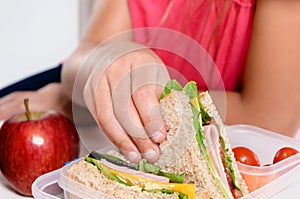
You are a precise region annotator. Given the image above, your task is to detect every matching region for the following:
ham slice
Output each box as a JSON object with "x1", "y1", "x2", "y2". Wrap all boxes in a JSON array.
[{"x1": 100, "y1": 159, "x2": 170, "y2": 183}]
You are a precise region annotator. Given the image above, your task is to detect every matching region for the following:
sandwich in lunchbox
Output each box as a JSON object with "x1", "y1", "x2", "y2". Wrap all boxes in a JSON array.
[{"x1": 67, "y1": 80, "x2": 249, "y2": 199}]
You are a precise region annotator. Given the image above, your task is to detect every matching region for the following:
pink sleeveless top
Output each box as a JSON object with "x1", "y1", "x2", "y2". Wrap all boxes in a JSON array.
[{"x1": 128, "y1": 0, "x2": 255, "y2": 91}]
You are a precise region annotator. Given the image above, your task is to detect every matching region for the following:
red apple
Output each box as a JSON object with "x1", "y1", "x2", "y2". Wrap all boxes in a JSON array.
[{"x1": 0, "y1": 98, "x2": 80, "y2": 196}]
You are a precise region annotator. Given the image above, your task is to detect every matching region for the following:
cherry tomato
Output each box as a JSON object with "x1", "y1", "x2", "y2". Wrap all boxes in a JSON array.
[
  {"x1": 273, "y1": 147, "x2": 299, "y2": 164},
  {"x1": 232, "y1": 147, "x2": 260, "y2": 166}
]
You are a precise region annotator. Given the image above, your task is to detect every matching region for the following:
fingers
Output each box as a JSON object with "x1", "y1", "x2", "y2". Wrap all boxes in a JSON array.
[
  {"x1": 132, "y1": 84, "x2": 166, "y2": 143},
  {"x1": 0, "y1": 91, "x2": 41, "y2": 120},
  {"x1": 92, "y1": 78, "x2": 139, "y2": 159},
  {"x1": 88, "y1": 49, "x2": 169, "y2": 163},
  {"x1": 0, "y1": 83, "x2": 72, "y2": 120},
  {"x1": 95, "y1": 83, "x2": 160, "y2": 162},
  {"x1": 112, "y1": 95, "x2": 161, "y2": 163},
  {"x1": 98, "y1": 113, "x2": 143, "y2": 163},
  {"x1": 0, "y1": 93, "x2": 26, "y2": 120},
  {"x1": 109, "y1": 67, "x2": 161, "y2": 163},
  {"x1": 130, "y1": 63, "x2": 168, "y2": 143}
]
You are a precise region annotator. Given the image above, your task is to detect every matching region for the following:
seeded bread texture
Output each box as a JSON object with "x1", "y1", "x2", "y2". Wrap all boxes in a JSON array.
[
  {"x1": 156, "y1": 90, "x2": 226, "y2": 198},
  {"x1": 67, "y1": 160, "x2": 179, "y2": 199},
  {"x1": 67, "y1": 90, "x2": 248, "y2": 199},
  {"x1": 199, "y1": 92, "x2": 249, "y2": 196}
]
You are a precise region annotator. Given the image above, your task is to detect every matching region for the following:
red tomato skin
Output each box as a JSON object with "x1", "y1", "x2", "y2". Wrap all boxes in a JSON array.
[
  {"x1": 232, "y1": 147, "x2": 260, "y2": 166},
  {"x1": 273, "y1": 147, "x2": 299, "y2": 164}
]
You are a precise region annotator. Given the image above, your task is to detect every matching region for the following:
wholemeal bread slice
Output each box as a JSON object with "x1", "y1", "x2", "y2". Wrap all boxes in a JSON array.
[
  {"x1": 68, "y1": 160, "x2": 180, "y2": 199},
  {"x1": 199, "y1": 92, "x2": 249, "y2": 196},
  {"x1": 66, "y1": 80, "x2": 248, "y2": 199},
  {"x1": 155, "y1": 86, "x2": 249, "y2": 198},
  {"x1": 156, "y1": 90, "x2": 228, "y2": 198}
]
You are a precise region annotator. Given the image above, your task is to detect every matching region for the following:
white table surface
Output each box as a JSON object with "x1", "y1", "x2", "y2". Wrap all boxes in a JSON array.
[{"x1": 0, "y1": 175, "x2": 29, "y2": 199}]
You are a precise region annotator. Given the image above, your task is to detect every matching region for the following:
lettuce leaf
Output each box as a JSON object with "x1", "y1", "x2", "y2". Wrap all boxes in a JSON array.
[
  {"x1": 145, "y1": 189, "x2": 188, "y2": 199},
  {"x1": 85, "y1": 156, "x2": 130, "y2": 186},
  {"x1": 85, "y1": 156, "x2": 192, "y2": 198},
  {"x1": 160, "y1": 79, "x2": 183, "y2": 99},
  {"x1": 162, "y1": 79, "x2": 233, "y2": 199},
  {"x1": 183, "y1": 81, "x2": 211, "y2": 124},
  {"x1": 183, "y1": 81, "x2": 198, "y2": 99},
  {"x1": 88, "y1": 151, "x2": 184, "y2": 183},
  {"x1": 138, "y1": 159, "x2": 185, "y2": 183}
]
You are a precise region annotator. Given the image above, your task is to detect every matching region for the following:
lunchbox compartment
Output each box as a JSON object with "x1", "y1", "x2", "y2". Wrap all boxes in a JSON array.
[
  {"x1": 227, "y1": 125, "x2": 300, "y2": 198},
  {"x1": 32, "y1": 124, "x2": 300, "y2": 198},
  {"x1": 31, "y1": 169, "x2": 64, "y2": 199}
]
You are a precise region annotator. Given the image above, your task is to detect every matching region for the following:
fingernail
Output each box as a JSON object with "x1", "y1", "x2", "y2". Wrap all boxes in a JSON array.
[
  {"x1": 151, "y1": 131, "x2": 164, "y2": 143},
  {"x1": 143, "y1": 149, "x2": 158, "y2": 161},
  {"x1": 126, "y1": 151, "x2": 141, "y2": 163}
]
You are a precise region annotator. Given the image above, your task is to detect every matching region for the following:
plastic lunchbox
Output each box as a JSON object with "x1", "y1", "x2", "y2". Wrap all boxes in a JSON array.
[
  {"x1": 32, "y1": 125, "x2": 300, "y2": 199},
  {"x1": 227, "y1": 125, "x2": 300, "y2": 199},
  {"x1": 31, "y1": 169, "x2": 64, "y2": 199}
]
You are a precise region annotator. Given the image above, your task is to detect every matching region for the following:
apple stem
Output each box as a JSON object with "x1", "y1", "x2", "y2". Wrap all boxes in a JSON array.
[{"x1": 24, "y1": 98, "x2": 32, "y2": 121}]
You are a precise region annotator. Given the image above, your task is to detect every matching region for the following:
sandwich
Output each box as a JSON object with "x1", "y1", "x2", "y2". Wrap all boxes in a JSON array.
[
  {"x1": 156, "y1": 80, "x2": 248, "y2": 198},
  {"x1": 66, "y1": 80, "x2": 249, "y2": 199}
]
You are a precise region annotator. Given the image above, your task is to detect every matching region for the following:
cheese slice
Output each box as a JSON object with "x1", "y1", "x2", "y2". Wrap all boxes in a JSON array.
[{"x1": 109, "y1": 168, "x2": 195, "y2": 199}]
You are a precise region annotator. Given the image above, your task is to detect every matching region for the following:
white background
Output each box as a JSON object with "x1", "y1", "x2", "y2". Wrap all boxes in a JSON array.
[
  {"x1": 0, "y1": 0, "x2": 79, "y2": 89},
  {"x1": 0, "y1": 1, "x2": 80, "y2": 197}
]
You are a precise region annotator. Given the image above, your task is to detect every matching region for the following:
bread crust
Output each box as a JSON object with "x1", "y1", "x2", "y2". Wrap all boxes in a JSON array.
[
  {"x1": 157, "y1": 91, "x2": 229, "y2": 198},
  {"x1": 199, "y1": 92, "x2": 249, "y2": 196},
  {"x1": 67, "y1": 160, "x2": 180, "y2": 199},
  {"x1": 66, "y1": 90, "x2": 249, "y2": 199}
]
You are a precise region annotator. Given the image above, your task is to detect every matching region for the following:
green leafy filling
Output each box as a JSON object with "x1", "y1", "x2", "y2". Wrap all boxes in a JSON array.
[
  {"x1": 164, "y1": 80, "x2": 234, "y2": 199},
  {"x1": 145, "y1": 189, "x2": 188, "y2": 199},
  {"x1": 85, "y1": 156, "x2": 188, "y2": 198},
  {"x1": 85, "y1": 156, "x2": 130, "y2": 186},
  {"x1": 160, "y1": 79, "x2": 183, "y2": 99},
  {"x1": 183, "y1": 80, "x2": 241, "y2": 193},
  {"x1": 139, "y1": 159, "x2": 185, "y2": 183},
  {"x1": 88, "y1": 151, "x2": 184, "y2": 183},
  {"x1": 219, "y1": 136, "x2": 240, "y2": 191},
  {"x1": 183, "y1": 81, "x2": 211, "y2": 124}
]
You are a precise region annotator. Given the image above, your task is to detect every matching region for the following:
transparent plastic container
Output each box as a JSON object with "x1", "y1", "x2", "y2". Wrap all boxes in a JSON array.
[
  {"x1": 57, "y1": 125, "x2": 225, "y2": 199},
  {"x1": 227, "y1": 125, "x2": 300, "y2": 198},
  {"x1": 32, "y1": 125, "x2": 300, "y2": 198},
  {"x1": 58, "y1": 157, "x2": 114, "y2": 199},
  {"x1": 31, "y1": 169, "x2": 64, "y2": 199}
]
